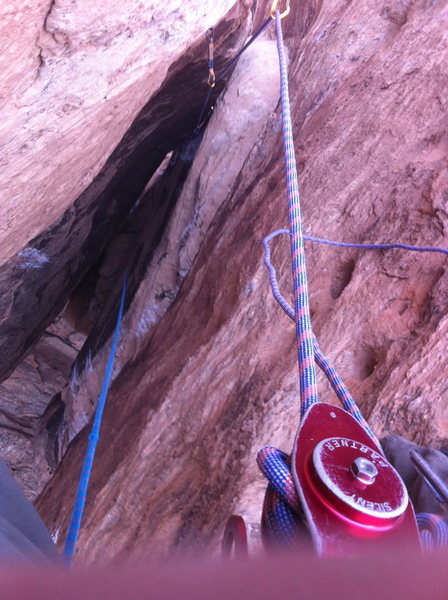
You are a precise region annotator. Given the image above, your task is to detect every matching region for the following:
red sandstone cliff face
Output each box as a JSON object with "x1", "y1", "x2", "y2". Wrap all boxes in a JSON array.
[
  {"x1": 1, "y1": 0, "x2": 447, "y2": 564},
  {"x1": 0, "y1": 0, "x2": 255, "y2": 495}
]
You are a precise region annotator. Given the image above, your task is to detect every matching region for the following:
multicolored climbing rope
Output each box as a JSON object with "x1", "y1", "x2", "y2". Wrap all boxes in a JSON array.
[
  {"x1": 256, "y1": 6, "x2": 315, "y2": 546},
  {"x1": 274, "y1": 8, "x2": 318, "y2": 416},
  {"x1": 417, "y1": 513, "x2": 448, "y2": 550},
  {"x1": 257, "y1": 447, "x2": 305, "y2": 544}
]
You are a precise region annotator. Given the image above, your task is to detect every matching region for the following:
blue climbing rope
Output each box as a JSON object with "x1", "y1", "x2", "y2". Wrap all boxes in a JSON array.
[
  {"x1": 64, "y1": 276, "x2": 127, "y2": 565},
  {"x1": 417, "y1": 513, "x2": 448, "y2": 550},
  {"x1": 257, "y1": 447, "x2": 304, "y2": 545}
]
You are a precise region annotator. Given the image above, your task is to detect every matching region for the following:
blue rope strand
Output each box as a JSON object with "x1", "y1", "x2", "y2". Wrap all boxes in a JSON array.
[
  {"x1": 64, "y1": 276, "x2": 127, "y2": 565},
  {"x1": 304, "y1": 235, "x2": 448, "y2": 255},
  {"x1": 267, "y1": 228, "x2": 448, "y2": 256},
  {"x1": 216, "y1": 17, "x2": 272, "y2": 82},
  {"x1": 416, "y1": 513, "x2": 448, "y2": 550},
  {"x1": 262, "y1": 229, "x2": 382, "y2": 448}
]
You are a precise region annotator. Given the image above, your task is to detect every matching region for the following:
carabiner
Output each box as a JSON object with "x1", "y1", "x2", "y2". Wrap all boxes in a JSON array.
[
  {"x1": 207, "y1": 28, "x2": 215, "y2": 88},
  {"x1": 208, "y1": 69, "x2": 216, "y2": 88},
  {"x1": 270, "y1": 0, "x2": 290, "y2": 19}
]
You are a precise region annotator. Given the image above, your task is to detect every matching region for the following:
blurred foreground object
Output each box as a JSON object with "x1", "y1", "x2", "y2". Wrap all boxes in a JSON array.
[
  {"x1": 1, "y1": 549, "x2": 448, "y2": 599},
  {"x1": 0, "y1": 459, "x2": 59, "y2": 564}
]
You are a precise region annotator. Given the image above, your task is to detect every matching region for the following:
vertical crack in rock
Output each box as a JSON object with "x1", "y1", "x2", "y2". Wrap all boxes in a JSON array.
[
  {"x1": 0, "y1": 1, "x2": 257, "y2": 498},
  {"x1": 35, "y1": 0, "x2": 57, "y2": 79},
  {"x1": 0, "y1": 2, "x2": 253, "y2": 383}
]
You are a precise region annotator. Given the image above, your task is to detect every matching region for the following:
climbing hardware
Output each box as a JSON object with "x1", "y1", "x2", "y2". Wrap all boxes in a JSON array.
[
  {"x1": 195, "y1": 15, "x2": 273, "y2": 134},
  {"x1": 63, "y1": 0, "x2": 448, "y2": 565},
  {"x1": 207, "y1": 28, "x2": 216, "y2": 88},
  {"x1": 224, "y1": 1, "x2": 447, "y2": 556}
]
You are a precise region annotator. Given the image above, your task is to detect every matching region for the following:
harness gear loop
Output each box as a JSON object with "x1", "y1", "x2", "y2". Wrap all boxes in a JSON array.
[
  {"x1": 207, "y1": 27, "x2": 216, "y2": 88},
  {"x1": 270, "y1": 0, "x2": 290, "y2": 19}
]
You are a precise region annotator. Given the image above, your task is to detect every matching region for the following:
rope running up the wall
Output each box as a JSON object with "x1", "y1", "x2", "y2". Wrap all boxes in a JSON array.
[
  {"x1": 274, "y1": 8, "x2": 318, "y2": 416},
  {"x1": 64, "y1": 276, "x2": 127, "y2": 566},
  {"x1": 258, "y1": 7, "x2": 448, "y2": 548}
]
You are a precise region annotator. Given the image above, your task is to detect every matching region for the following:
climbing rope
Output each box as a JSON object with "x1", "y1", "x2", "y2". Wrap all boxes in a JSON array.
[
  {"x1": 274, "y1": 8, "x2": 318, "y2": 416},
  {"x1": 256, "y1": 5, "x2": 318, "y2": 546},
  {"x1": 305, "y1": 235, "x2": 448, "y2": 256},
  {"x1": 417, "y1": 513, "x2": 448, "y2": 550},
  {"x1": 64, "y1": 276, "x2": 127, "y2": 566},
  {"x1": 263, "y1": 229, "x2": 380, "y2": 446},
  {"x1": 257, "y1": 447, "x2": 304, "y2": 545}
]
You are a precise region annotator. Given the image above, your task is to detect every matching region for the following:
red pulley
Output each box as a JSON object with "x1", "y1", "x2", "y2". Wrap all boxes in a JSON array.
[
  {"x1": 222, "y1": 515, "x2": 248, "y2": 558},
  {"x1": 292, "y1": 403, "x2": 421, "y2": 555}
]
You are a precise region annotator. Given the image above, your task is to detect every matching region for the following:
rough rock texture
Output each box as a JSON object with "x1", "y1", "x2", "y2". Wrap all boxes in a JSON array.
[
  {"x1": 1, "y1": 0, "x2": 447, "y2": 565},
  {"x1": 0, "y1": 0, "x2": 257, "y2": 495},
  {"x1": 0, "y1": 0, "x2": 253, "y2": 381},
  {"x1": 0, "y1": 327, "x2": 81, "y2": 499},
  {"x1": 0, "y1": 0, "x2": 238, "y2": 263}
]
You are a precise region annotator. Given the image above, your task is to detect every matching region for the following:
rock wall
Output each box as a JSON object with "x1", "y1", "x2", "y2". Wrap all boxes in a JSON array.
[
  {"x1": 0, "y1": 0, "x2": 239, "y2": 265},
  {"x1": 0, "y1": 0, "x2": 253, "y2": 382},
  {"x1": 0, "y1": 0, "x2": 255, "y2": 495},
  {"x1": 1, "y1": 0, "x2": 447, "y2": 564}
]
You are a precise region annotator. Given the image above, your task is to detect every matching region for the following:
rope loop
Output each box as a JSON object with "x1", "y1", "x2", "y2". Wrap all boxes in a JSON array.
[
  {"x1": 417, "y1": 513, "x2": 448, "y2": 550},
  {"x1": 271, "y1": 0, "x2": 290, "y2": 19},
  {"x1": 257, "y1": 447, "x2": 306, "y2": 544}
]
